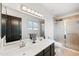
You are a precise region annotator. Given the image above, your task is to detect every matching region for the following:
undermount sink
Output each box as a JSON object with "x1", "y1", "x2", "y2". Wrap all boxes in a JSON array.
[{"x1": 23, "y1": 38, "x2": 43, "y2": 46}]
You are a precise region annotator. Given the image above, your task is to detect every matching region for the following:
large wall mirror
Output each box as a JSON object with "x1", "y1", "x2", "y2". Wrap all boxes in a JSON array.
[{"x1": 27, "y1": 18, "x2": 45, "y2": 39}]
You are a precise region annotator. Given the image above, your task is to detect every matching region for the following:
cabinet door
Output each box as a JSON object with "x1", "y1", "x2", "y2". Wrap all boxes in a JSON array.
[
  {"x1": 36, "y1": 51, "x2": 43, "y2": 56},
  {"x1": 44, "y1": 45, "x2": 50, "y2": 54},
  {"x1": 44, "y1": 51, "x2": 50, "y2": 56},
  {"x1": 51, "y1": 43, "x2": 55, "y2": 56}
]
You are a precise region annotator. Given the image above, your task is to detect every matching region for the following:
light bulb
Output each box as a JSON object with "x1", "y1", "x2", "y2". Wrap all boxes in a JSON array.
[{"x1": 22, "y1": 6, "x2": 27, "y2": 10}]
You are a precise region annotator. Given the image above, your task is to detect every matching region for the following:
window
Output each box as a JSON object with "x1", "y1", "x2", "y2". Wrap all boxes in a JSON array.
[{"x1": 27, "y1": 21, "x2": 38, "y2": 31}]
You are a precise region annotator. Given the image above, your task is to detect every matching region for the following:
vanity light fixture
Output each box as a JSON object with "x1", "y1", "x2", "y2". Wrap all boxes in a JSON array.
[{"x1": 21, "y1": 5, "x2": 43, "y2": 18}]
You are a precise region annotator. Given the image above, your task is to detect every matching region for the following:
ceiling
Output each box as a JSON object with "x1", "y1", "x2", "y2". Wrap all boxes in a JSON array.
[
  {"x1": 41, "y1": 3, "x2": 79, "y2": 17},
  {"x1": 3, "y1": 3, "x2": 51, "y2": 18},
  {"x1": 3, "y1": 3, "x2": 79, "y2": 19}
]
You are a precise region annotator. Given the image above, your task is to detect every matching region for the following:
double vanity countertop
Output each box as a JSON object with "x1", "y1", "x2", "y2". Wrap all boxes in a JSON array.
[{"x1": 0, "y1": 39, "x2": 54, "y2": 56}]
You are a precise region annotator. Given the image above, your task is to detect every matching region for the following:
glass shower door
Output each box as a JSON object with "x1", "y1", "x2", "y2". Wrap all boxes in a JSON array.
[{"x1": 65, "y1": 19, "x2": 79, "y2": 51}]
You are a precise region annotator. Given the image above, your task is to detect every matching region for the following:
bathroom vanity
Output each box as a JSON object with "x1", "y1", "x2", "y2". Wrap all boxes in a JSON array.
[
  {"x1": 0, "y1": 4, "x2": 55, "y2": 56},
  {"x1": 0, "y1": 39, "x2": 55, "y2": 56},
  {"x1": 36, "y1": 43, "x2": 55, "y2": 56}
]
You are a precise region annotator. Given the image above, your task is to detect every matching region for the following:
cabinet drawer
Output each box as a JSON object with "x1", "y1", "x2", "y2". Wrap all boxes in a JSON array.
[{"x1": 44, "y1": 45, "x2": 50, "y2": 54}]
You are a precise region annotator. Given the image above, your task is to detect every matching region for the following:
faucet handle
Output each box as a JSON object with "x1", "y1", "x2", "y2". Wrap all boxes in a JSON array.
[{"x1": 20, "y1": 41, "x2": 25, "y2": 48}]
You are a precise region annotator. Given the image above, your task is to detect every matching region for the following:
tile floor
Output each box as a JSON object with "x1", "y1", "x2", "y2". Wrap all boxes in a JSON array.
[{"x1": 55, "y1": 42, "x2": 79, "y2": 56}]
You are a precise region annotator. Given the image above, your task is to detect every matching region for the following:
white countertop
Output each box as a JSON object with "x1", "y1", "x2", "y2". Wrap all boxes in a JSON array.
[{"x1": 0, "y1": 39, "x2": 54, "y2": 56}]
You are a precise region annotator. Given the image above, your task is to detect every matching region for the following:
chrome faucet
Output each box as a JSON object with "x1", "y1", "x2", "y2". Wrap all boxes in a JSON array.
[{"x1": 19, "y1": 41, "x2": 25, "y2": 48}]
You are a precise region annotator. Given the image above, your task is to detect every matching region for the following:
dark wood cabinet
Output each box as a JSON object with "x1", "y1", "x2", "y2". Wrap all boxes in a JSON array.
[
  {"x1": 51, "y1": 43, "x2": 55, "y2": 56},
  {"x1": 44, "y1": 45, "x2": 50, "y2": 54},
  {"x1": 44, "y1": 50, "x2": 50, "y2": 56},
  {"x1": 36, "y1": 43, "x2": 55, "y2": 56}
]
